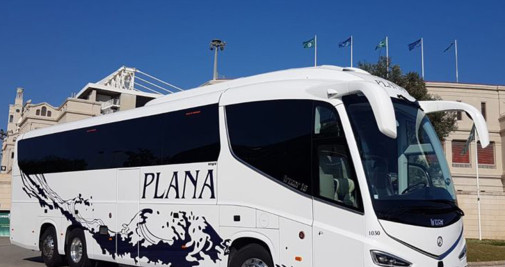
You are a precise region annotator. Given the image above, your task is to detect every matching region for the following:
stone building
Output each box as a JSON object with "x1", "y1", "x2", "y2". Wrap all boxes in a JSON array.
[{"x1": 426, "y1": 81, "x2": 505, "y2": 239}]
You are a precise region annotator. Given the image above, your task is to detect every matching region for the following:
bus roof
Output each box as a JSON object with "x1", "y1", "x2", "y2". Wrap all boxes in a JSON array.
[{"x1": 146, "y1": 65, "x2": 415, "y2": 106}]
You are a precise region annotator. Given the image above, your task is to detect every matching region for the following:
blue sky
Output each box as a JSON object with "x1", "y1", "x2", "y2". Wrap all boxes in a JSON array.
[{"x1": 1, "y1": 0, "x2": 504, "y2": 136}]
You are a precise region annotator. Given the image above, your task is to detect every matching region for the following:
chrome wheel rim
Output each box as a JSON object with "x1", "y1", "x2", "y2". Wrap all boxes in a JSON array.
[
  {"x1": 241, "y1": 258, "x2": 268, "y2": 267},
  {"x1": 42, "y1": 235, "x2": 54, "y2": 259},
  {"x1": 70, "y1": 237, "x2": 83, "y2": 263}
]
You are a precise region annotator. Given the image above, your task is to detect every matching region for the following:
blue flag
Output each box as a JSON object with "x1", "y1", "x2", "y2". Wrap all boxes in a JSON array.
[
  {"x1": 443, "y1": 42, "x2": 454, "y2": 52},
  {"x1": 339, "y1": 37, "x2": 351, "y2": 48},
  {"x1": 408, "y1": 39, "x2": 422, "y2": 51}
]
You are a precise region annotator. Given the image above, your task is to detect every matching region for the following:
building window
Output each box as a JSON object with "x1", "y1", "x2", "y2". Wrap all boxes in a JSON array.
[
  {"x1": 9, "y1": 115, "x2": 13, "y2": 123},
  {"x1": 15, "y1": 109, "x2": 20, "y2": 113},
  {"x1": 36, "y1": 109, "x2": 40, "y2": 116},
  {"x1": 452, "y1": 140, "x2": 470, "y2": 167},
  {"x1": 47, "y1": 111, "x2": 52, "y2": 117},
  {"x1": 11, "y1": 152, "x2": 14, "y2": 159},
  {"x1": 478, "y1": 141, "x2": 495, "y2": 168},
  {"x1": 41, "y1": 106, "x2": 47, "y2": 116},
  {"x1": 481, "y1": 102, "x2": 486, "y2": 121},
  {"x1": 456, "y1": 100, "x2": 462, "y2": 120}
]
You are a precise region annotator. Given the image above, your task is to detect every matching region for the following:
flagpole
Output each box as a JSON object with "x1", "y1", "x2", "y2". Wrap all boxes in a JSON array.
[
  {"x1": 386, "y1": 36, "x2": 389, "y2": 78},
  {"x1": 314, "y1": 35, "x2": 317, "y2": 67},
  {"x1": 475, "y1": 136, "x2": 482, "y2": 240},
  {"x1": 421, "y1": 37, "x2": 425, "y2": 79},
  {"x1": 350, "y1": 35, "x2": 353, "y2": 67},
  {"x1": 455, "y1": 39, "x2": 459, "y2": 83}
]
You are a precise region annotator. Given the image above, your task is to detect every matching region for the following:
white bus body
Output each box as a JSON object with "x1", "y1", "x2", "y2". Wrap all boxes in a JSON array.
[{"x1": 10, "y1": 66, "x2": 488, "y2": 267}]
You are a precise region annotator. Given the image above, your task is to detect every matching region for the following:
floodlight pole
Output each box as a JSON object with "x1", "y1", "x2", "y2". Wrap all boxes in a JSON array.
[
  {"x1": 210, "y1": 39, "x2": 226, "y2": 80},
  {"x1": 213, "y1": 48, "x2": 218, "y2": 80}
]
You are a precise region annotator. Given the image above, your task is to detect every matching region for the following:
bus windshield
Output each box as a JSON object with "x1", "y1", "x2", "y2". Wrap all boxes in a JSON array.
[{"x1": 343, "y1": 95, "x2": 461, "y2": 227}]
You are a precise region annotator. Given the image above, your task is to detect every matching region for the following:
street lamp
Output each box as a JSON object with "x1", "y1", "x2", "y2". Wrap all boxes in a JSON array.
[{"x1": 209, "y1": 39, "x2": 226, "y2": 80}]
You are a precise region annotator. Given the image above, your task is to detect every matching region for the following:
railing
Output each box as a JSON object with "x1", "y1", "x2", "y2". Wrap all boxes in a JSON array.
[{"x1": 98, "y1": 66, "x2": 184, "y2": 95}]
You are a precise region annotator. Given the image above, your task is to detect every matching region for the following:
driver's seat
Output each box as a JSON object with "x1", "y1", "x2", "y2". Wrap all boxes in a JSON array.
[{"x1": 371, "y1": 161, "x2": 394, "y2": 198}]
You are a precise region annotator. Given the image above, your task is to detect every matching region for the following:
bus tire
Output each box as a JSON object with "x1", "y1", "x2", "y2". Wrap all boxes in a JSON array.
[
  {"x1": 229, "y1": 243, "x2": 273, "y2": 267},
  {"x1": 40, "y1": 226, "x2": 64, "y2": 267},
  {"x1": 66, "y1": 228, "x2": 94, "y2": 267}
]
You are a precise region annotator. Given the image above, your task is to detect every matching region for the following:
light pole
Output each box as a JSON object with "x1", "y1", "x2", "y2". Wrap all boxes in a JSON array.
[{"x1": 210, "y1": 39, "x2": 226, "y2": 80}]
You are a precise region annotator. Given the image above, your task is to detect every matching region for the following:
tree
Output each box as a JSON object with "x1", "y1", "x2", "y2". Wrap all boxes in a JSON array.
[{"x1": 358, "y1": 56, "x2": 457, "y2": 141}]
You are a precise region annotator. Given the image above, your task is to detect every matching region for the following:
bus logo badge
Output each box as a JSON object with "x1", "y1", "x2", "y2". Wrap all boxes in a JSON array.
[
  {"x1": 430, "y1": 218, "x2": 444, "y2": 226},
  {"x1": 437, "y1": 236, "x2": 443, "y2": 247}
]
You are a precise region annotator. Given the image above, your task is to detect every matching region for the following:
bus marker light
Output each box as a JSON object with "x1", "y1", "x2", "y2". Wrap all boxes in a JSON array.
[
  {"x1": 295, "y1": 256, "x2": 302, "y2": 262},
  {"x1": 299, "y1": 231, "x2": 305, "y2": 239}
]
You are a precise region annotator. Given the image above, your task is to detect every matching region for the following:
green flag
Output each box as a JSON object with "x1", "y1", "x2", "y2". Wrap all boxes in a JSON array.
[
  {"x1": 303, "y1": 38, "x2": 315, "y2": 48},
  {"x1": 375, "y1": 38, "x2": 386, "y2": 50},
  {"x1": 461, "y1": 124, "x2": 476, "y2": 155}
]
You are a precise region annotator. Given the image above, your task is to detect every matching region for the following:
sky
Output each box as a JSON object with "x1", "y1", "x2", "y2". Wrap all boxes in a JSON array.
[{"x1": 1, "y1": 0, "x2": 505, "y2": 137}]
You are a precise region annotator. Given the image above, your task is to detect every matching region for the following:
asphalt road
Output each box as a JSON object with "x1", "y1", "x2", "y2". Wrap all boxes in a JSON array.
[
  {"x1": 0, "y1": 237, "x2": 42, "y2": 267},
  {"x1": 0, "y1": 237, "x2": 120, "y2": 267}
]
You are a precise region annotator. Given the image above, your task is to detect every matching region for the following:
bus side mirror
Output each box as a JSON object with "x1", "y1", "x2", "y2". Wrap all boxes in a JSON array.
[
  {"x1": 325, "y1": 81, "x2": 398, "y2": 139},
  {"x1": 419, "y1": 100, "x2": 490, "y2": 148}
]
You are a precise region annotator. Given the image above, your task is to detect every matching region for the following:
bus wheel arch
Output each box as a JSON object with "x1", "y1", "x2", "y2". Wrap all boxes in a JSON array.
[
  {"x1": 39, "y1": 223, "x2": 65, "y2": 267},
  {"x1": 65, "y1": 227, "x2": 94, "y2": 267},
  {"x1": 228, "y1": 237, "x2": 275, "y2": 267}
]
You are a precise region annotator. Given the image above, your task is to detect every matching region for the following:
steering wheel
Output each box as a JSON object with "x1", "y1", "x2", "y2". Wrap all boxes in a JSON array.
[{"x1": 401, "y1": 182, "x2": 427, "y2": 194}]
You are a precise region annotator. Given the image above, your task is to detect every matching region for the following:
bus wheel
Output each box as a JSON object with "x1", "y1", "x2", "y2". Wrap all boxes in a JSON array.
[
  {"x1": 66, "y1": 228, "x2": 94, "y2": 267},
  {"x1": 40, "y1": 227, "x2": 64, "y2": 267},
  {"x1": 229, "y1": 243, "x2": 273, "y2": 267}
]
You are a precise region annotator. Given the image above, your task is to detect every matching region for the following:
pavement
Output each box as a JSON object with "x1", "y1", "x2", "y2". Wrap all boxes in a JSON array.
[{"x1": 1, "y1": 237, "x2": 505, "y2": 267}]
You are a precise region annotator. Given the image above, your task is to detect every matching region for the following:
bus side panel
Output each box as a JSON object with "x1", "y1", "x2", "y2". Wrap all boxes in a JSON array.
[
  {"x1": 137, "y1": 204, "x2": 221, "y2": 267},
  {"x1": 136, "y1": 163, "x2": 223, "y2": 267},
  {"x1": 279, "y1": 217, "x2": 313, "y2": 267},
  {"x1": 10, "y1": 173, "x2": 41, "y2": 250},
  {"x1": 12, "y1": 169, "x2": 118, "y2": 262}
]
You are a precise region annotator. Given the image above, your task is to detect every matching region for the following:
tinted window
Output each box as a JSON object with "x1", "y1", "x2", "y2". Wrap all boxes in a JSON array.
[
  {"x1": 18, "y1": 104, "x2": 220, "y2": 174},
  {"x1": 227, "y1": 100, "x2": 313, "y2": 193}
]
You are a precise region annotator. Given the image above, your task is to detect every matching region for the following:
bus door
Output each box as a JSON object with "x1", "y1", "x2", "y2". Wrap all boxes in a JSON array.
[
  {"x1": 312, "y1": 103, "x2": 365, "y2": 266},
  {"x1": 116, "y1": 168, "x2": 140, "y2": 265}
]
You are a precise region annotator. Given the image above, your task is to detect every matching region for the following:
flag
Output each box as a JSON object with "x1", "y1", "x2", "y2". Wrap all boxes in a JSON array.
[
  {"x1": 408, "y1": 39, "x2": 422, "y2": 51},
  {"x1": 375, "y1": 38, "x2": 386, "y2": 50},
  {"x1": 303, "y1": 38, "x2": 315, "y2": 48},
  {"x1": 444, "y1": 42, "x2": 454, "y2": 52},
  {"x1": 339, "y1": 37, "x2": 351, "y2": 48},
  {"x1": 461, "y1": 124, "x2": 476, "y2": 155}
]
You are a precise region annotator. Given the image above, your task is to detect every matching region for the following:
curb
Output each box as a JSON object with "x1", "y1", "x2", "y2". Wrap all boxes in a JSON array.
[{"x1": 469, "y1": 261, "x2": 505, "y2": 267}]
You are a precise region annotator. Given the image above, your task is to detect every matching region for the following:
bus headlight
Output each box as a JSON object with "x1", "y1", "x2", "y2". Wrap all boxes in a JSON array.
[
  {"x1": 458, "y1": 244, "x2": 467, "y2": 260},
  {"x1": 370, "y1": 250, "x2": 411, "y2": 266}
]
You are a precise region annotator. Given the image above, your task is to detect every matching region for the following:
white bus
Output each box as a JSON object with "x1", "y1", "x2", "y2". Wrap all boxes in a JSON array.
[{"x1": 11, "y1": 66, "x2": 489, "y2": 267}]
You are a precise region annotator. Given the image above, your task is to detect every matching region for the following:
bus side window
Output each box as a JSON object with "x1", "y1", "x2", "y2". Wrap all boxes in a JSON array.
[
  {"x1": 226, "y1": 100, "x2": 313, "y2": 194},
  {"x1": 313, "y1": 103, "x2": 361, "y2": 211}
]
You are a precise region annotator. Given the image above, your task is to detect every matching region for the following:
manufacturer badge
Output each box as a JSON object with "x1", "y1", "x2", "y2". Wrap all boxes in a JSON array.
[{"x1": 437, "y1": 236, "x2": 443, "y2": 247}]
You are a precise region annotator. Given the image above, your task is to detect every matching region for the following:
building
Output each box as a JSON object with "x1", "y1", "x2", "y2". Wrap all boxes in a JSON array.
[
  {"x1": 426, "y1": 81, "x2": 505, "y2": 239},
  {"x1": 0, "y1": 67, "x2": 180, "y2": 228}
]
